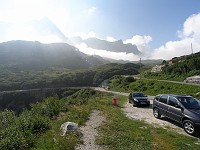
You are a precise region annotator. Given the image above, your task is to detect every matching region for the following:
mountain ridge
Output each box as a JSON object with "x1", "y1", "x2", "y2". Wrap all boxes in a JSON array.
[
  {"x1": 70, "y1": 36, "x2": 141, "y2": 54},
  {"x1": 0, "y1": 40, "x2": 107, "y2": 70}
]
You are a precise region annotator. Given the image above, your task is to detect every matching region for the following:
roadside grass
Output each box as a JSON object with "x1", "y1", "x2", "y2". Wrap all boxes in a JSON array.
[
  {"x1": 30, "y1": 105, "x2": 91, "y2": 150},
  {"x1": 89, "y1": 95, "x2": 200, "y2": 150},
  {"x1": 108, "y1": 76, "x2": 200, "y2": 99},
  {"x1": 18, "y1": 89, "x2": 200, "y2": 150},
  {"x1": 142, "y1": 72, "x2": 187, "y2": 82}
]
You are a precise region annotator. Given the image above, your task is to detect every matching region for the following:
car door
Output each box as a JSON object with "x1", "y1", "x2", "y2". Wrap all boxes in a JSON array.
[
  {"x1": 166, "y1": 96, "x2": 182, "y2": 123},
  {"x1": 157, "y1": 95, "x2": 168, "y2": 116}
]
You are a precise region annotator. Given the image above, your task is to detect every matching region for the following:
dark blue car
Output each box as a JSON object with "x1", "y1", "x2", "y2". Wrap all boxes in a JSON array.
[
  {"x1": 128, "y1": 92, "x2": 150, "y2": 107},
  {"x1": 153, "y1": 94, "x2": 200, "y2": 135}
]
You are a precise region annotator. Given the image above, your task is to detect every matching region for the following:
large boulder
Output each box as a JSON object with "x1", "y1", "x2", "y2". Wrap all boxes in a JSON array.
[{"x1": 60, "y1": 122, "x2": 78, "y2": 136}]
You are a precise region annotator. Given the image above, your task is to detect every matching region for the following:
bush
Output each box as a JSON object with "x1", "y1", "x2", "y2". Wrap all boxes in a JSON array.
[
  {"x1": 31, "y1": 96, "x2": 66, "y2": 118},
  {"x1": 0, "y1": 126, "x2": 28, "y2": 150},
  {"x1": 0, "y1": 110, "x2": 15, "y2": 130},
  {"x1": 17, "y1": 110, "x2": 50, "y2": 135},
  {"x1": 125, "y1": 77, "x2": 136, "y2": 83}
]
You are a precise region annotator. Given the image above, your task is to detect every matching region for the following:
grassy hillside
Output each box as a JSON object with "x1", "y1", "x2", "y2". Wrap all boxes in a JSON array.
[
  {"x1": 108, "y1": 76, "x2": 200, "y2": 99},
  {"x1": 0, "y1": 63, "x2": 140, "y2": 91},
  {"x1": 144, "y1": 52, "x2": 200, "y2": 81},
  {"x1": 1, "y1": 88, "x2": 199, "y2": 150}
]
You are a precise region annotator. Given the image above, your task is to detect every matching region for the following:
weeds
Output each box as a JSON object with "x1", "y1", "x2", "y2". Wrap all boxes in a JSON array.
[{"x1": 1, "y1": 88, "x2": 200, "y2": 150}]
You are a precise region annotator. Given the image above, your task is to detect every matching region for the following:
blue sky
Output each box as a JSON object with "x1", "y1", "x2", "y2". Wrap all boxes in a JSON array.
[
  {"x1": 70, "y1": 0, "x2": 200, "y2": 47},
  {"x1": 0, "y1": 0, "x2": 200, "y2": 60}
]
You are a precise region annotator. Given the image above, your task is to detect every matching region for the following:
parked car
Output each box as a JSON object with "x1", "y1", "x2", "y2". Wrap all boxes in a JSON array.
[
  {"x1": 153, "y1": 94, "x2": 200, "y2": 135},
  {"x1": 128, "y1": 92, "x2": 150, "y2": 107}
]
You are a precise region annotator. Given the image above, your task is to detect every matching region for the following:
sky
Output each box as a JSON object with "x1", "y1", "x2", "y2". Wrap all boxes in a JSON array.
[{"x1": 0, "y1": 0, "x2": 200, "y2": 61}]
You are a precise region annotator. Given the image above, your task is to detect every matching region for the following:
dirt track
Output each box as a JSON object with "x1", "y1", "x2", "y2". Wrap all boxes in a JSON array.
[{"x1": 75, "y1": 110, "x2": 105, "y2": 150}]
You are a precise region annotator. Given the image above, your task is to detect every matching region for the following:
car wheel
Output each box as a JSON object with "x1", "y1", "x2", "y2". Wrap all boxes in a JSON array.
[
  {"x1": 153, "y1": 108, "x2": 161, "y2": 118},
  {"x1": 183, "y1": 120, "x2": 196, "y2": 135}
]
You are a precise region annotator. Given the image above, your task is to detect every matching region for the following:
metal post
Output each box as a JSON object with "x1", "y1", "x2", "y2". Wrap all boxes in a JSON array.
[
  {"x1": 191, "y1": 43, "x2": 193, "y2": 55},
  {"x1": 140, "y1": 58, "x2": 141, "y2": 79}
]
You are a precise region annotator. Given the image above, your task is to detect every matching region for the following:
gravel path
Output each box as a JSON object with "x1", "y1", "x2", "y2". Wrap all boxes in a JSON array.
[
  {"x1": 75, "y1": 110, "x2": 106, "y2": 150},
  {"x1": 123, "y1": 98, "x2": 187, "y2": 136}
]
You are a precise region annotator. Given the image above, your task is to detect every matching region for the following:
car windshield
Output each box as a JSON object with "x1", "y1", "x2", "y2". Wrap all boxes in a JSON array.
[
  {"x1": 132, "y1": 93, "x2": 144, "y2": 97},
  {"x1": 177, "y1": 96, "x2": 200, "y2": 109}
]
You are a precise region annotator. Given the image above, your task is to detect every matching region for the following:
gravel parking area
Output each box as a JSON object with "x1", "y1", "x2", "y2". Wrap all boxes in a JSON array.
[
  {"x1": 123, "y1": 96, "x2": 187, "y2": 136},
  {"x1": 94, "y1": 88, "x2": 188, "y2": 135},
  {"x1": 76, "y1": 89, "x2": 199, "y2": 149}
]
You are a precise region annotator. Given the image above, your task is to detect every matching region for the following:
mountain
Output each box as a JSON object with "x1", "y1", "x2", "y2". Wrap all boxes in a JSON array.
[
  {"x1": 103, "y1": 57, "x2": 163, "y2": 65},
  {"x1": 0, "y1": 40, "x2": 107, "y2": 70},
  {"x1": 70, "y1": 36, "x2": 141, "y2": 55},
  {"x1": 83, "y1": 54, "x2": 110, "y2": 66}
]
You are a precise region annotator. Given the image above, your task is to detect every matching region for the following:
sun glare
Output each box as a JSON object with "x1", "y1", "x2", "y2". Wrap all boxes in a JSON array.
[
  {"x1": 0, "y1": 0, "x2": 73, "y2": 43},
  {"x1": 11, "y1": 0, "x2": 47, "y2": 22}
]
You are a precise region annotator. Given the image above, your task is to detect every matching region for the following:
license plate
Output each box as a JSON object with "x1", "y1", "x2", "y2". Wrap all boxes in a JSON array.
[{"x1": 140, "y1": 102, "x2": 146, "y2": 104}]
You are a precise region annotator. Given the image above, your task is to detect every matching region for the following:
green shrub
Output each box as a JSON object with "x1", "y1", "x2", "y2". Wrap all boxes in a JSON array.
[
  {"x1": 0, "y1": 126, "x2": 28, "y2": 150},
  {"x1": 0, "y1": 110, "x2": 16, "y2": 130},
  {"x1": 31, "y1": 96, "x2": 66, "y2": 118},
  {"x1": 17, "y1": 110, "x2": 50, "y2": 135},
  {"x1": 125, "y1": 76, "x2": 136, "y2": 82}
]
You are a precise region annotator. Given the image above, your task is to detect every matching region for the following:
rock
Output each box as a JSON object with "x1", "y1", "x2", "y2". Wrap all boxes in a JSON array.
[
  {"x1": 60, "y1": 122, "x2": 78, "y2": 136},
  {"x1": 151, "y1": 65, "x2": 164, "y2": 72}
]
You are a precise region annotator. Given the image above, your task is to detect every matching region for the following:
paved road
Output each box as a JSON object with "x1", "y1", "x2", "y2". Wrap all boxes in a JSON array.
[
  {"x1": 94, "y1": 87, "x2": 155, "y2": 100},
  {"x1": 133, "y1": 76, "x2": 200, "y2": 87}
]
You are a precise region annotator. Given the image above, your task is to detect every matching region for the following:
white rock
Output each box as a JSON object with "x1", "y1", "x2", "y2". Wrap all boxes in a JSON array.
[{"x1": 60, "y1": 122, "x2": 78, "y2": 136}]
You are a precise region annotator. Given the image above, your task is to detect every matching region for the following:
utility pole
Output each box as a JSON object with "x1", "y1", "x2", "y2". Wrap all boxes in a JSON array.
[
  {"x1": 139, "y1": 58, "x2": 141, "y2": 79},
  {"x1": 191, "y1": 43, "x2": 193, "y2": 55}
]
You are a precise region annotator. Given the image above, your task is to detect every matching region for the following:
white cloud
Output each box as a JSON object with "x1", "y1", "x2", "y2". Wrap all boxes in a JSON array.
[
  {"x1": 0, "y1": 0, "x2": 72, "y2": 41},
  {"x1": 83, "y1": 7, "x2": 97, "y2": 14},
  {"x1": 76, "y1": 42, "x2": 140, "y2": 61},
  {"x1": 0, "y1": 22, "x2": 64, "y2": 43},
  {"x1": 152, "y1": 38, "x2": 195, "y2": 60},
  {"x1": 152, "y1": 13, "x2": 200, "y2": 60},
  {"x1": 181, "y1": 13, "x2": 200, "y2": 39},
  {"x1": 124, "y1": 35, "x2": 152, "y2": 57},
  {"x1": 106, "y1": 36, "x2": 116, "y2": 42},
  {"x1": 124, "y1": 35, "x2": 152, "y2": 45},
  {"x1": 88, "y1": 7, "x2": 97, "y2": 13},
  {"x1": 74, "y1": 31, "x2": 97, "y2": 40}
]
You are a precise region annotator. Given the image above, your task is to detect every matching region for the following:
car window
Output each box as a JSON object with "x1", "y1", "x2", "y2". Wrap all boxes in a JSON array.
[
  {"x1": 154, "y1": 95, "x2": 160, "y2": 101},
  {"x1": 177, "y1": 96, "x2": 200, "y2": 109},
  {"x1": 168, "y1": 96, "x2": 178, "y2": 107},
  {"x1": 132, "y1": 93, "x2": 144, "y2": 97},
  {"x1": 159, "y1": 95, "x2": 168, "y2": 104}
]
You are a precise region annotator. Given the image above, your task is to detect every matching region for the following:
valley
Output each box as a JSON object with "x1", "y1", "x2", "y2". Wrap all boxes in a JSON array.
[{"x1": 0, "y1": 40, "x2": 200, "y2": 150}]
